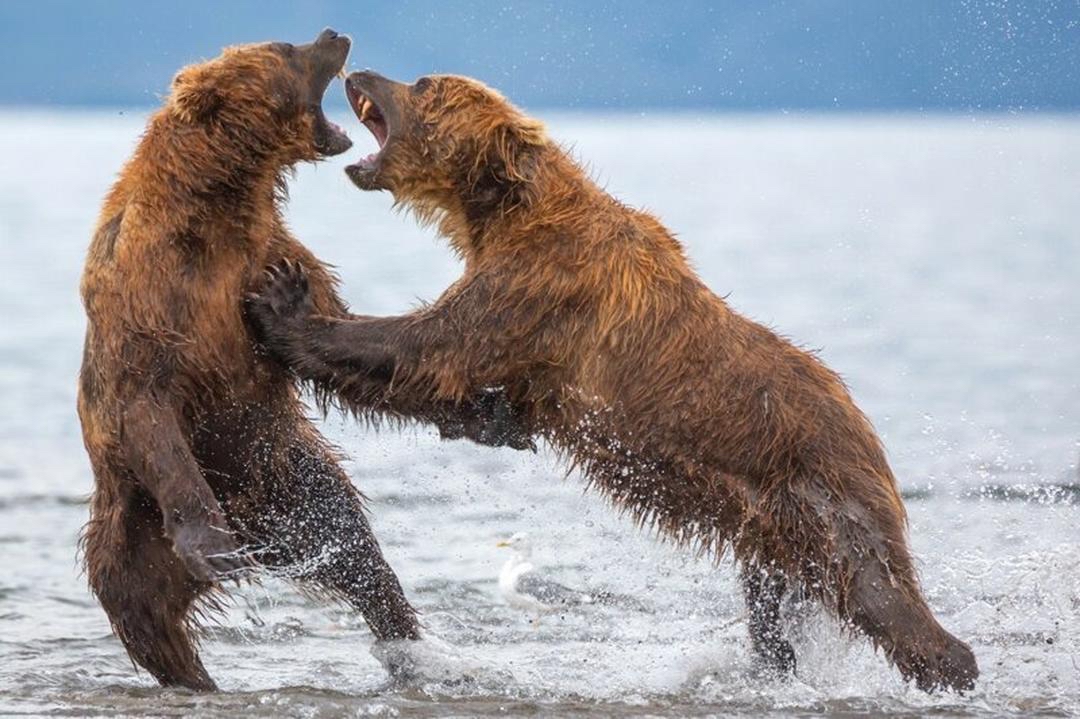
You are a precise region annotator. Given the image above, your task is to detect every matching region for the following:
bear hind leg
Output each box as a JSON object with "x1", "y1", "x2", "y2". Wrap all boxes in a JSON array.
[
  {"x1": 844, "y1": 549, "x2": 978, "y2": 693},
  {"x1": 248, "y1": 440, "x2": 422, "y2": 643},
  {"x1": 85, "y1": 492, "x2": 217, "y2": 690},
  {"x1": 771, "y1": 479, "x2": 978, "y2": 692},
  {"x1": 741, "y1": 564, "x2": 797, "y2": 676}
]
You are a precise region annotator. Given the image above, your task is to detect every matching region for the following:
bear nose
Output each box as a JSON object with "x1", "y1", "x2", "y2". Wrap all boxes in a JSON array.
[{"x1": 317, "y1": 28, "x2": 339, "y2": 43}]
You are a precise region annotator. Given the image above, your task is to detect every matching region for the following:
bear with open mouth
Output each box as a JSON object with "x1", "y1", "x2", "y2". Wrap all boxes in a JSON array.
[
  {"x1": 248, "y1": 68, "x2": 980, "y2": 693},
  {"x1": 78, "y1": 32, "x2": 529, "y2": 690}
]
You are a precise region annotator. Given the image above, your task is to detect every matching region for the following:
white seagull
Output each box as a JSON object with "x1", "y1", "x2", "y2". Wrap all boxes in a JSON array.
[{"x1": 495, "y1": 532, "x2": 593, "y2": 614}]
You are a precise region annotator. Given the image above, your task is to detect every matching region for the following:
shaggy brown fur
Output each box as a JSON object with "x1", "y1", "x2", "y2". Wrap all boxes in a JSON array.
[
  {"x1": 247, "y1": 71, "x2": 979, "y2": 692},
  {"x1": 78, "y1": 37, "x2": 527, "y2": 691}
]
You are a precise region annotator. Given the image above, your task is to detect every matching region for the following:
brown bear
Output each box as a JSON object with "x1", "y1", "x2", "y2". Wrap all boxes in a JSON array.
[
  {"x1": 246, "y1": 70, "x2": 981, "y2": 693},
  {"x1": 78, "y1": 34, "x2": 528, "y2": 691}
]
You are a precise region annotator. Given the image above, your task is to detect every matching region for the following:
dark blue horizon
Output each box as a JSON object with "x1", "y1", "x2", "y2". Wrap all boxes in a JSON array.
[{"x1": 2, "y1": 1, "x2": 1078, "y2": 112}]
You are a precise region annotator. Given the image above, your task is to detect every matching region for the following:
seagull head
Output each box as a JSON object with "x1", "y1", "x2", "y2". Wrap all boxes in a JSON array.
[{"x1": 496, "y1": 531, "x2": 532, "y2": 558}]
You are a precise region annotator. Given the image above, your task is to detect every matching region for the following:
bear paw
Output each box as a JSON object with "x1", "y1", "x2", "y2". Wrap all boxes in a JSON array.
[
  {"x1": 168, "y1": 510, "x2": 254, "y2": 583},
  {"x1": 245, "y1": 259, "x2": 315, "y2": 356}
]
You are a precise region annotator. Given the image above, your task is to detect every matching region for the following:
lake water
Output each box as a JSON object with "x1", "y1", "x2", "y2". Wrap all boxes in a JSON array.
[{"x1": 0, "y1": 110, "x2": 1077, "y2": 717}]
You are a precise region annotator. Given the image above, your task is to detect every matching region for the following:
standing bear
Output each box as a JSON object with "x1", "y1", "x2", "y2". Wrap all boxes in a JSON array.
[
  {"x1": 78, "y1": 33, "x2": 526, "y2": 691},
  {"x1": 248, "y1": 71, "x2": 979, "y2": 692}
]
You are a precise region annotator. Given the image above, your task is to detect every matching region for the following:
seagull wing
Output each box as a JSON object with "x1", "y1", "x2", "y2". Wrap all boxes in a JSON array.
[{"x1": 516, "y1": 571, "x2": 591, "y2": 606}]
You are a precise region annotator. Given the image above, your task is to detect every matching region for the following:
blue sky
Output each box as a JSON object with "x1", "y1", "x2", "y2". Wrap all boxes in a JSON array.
[{"x1": 1, "y1": 1, "x2": 1077, "y2": 110}]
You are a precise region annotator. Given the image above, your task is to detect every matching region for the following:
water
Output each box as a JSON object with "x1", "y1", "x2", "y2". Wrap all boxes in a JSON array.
[{"x1": 0, "y1": 110, "x2": 1078, "y2": 717}]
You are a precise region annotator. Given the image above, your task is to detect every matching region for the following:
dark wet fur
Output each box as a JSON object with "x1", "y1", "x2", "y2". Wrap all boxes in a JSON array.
[
  {"x1": 249, "y1": 72, "x2": 978, "y2": 693},
  {"x1": 78, "y1": 37, "x2": 525, "y2": 690}
]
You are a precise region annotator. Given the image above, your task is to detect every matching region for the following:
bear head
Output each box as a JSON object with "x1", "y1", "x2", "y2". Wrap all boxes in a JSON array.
[
  {"x1": 168, "y1": 28, "x2": 353, "y2": 164},
  {"x1": 342, "y1": 71, "x2": 547, "y2": 224}
]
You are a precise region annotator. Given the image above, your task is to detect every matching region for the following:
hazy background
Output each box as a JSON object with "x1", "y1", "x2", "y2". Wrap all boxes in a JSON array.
[
  {"x1": 2, "y1": 0, "x2": 1078, "y2": 111},
  {"x1": 1, "y1": 2, "x2": 1078, "y2": 717}
]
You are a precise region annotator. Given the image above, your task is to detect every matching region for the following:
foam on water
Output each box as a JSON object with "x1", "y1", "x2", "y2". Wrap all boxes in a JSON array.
[{"x1": 0, "y1": 110, "x2": 1078, "y2": 717}]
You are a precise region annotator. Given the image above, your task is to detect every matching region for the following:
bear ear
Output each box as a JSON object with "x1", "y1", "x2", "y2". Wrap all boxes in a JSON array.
[
  {"x1": 488, "y1": 116, "x2": 547, "y2": 183},
  {"x1": 463, "y1": 116, "x2": 546, "y2": 218},
  {"x1": 170, "y1": 65, "x2": 224, "y2": 124}
]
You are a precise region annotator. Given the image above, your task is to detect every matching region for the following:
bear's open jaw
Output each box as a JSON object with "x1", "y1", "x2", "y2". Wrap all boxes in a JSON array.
[
  {"x1": 310, "y1": 56, "x2": 353, "y2": 156},
  {"x1": 345, "y1": 82, "x2": 390, "y2": 178},
  {"x1": 313, "y1": 99, "x2": 351, "y2": 156}
]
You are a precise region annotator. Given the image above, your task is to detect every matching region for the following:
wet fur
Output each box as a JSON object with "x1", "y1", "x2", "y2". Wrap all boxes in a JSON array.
[
  {"x1": 78, "y1": 45, "x2": 522, "y2": 690},
  {"x1": 250, "y1": 73, "x2": 979, "y2": 692}
]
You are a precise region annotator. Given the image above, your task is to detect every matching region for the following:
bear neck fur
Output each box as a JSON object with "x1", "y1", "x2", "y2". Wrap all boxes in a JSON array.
[
  {"x1": 433, "y1": 142, "x2": 621, "y2": 262},
  {"x1": 125, "y1": 108, "x2": 292, "y2": 242}
]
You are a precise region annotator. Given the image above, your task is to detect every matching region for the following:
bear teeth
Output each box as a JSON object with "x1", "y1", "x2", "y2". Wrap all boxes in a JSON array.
[{"x1": 358, "y1": 97, "x2": 372, "y2": 122}]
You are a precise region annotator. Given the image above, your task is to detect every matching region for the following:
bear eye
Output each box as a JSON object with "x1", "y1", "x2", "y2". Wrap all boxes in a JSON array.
[
  {"x1": 411, "y1": 77, "x2": 434, "y2": 95},
  {"x1": 271, "y1": 42, "x2": 295, "y2": 58}
]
